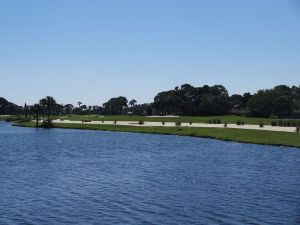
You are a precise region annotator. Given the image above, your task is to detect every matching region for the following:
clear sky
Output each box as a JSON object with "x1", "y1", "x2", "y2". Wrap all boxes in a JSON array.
[{"x1": 1, "y1": 0, "x2": 300, "y2": 106}]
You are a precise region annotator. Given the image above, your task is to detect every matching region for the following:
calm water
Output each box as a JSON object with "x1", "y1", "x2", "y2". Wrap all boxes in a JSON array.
[{"x1": 0, "y1": 122, "x2": 300, "y2": 225}]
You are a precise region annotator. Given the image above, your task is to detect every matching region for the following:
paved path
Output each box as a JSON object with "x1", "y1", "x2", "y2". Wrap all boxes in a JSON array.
[{"x1": 52, "y1": 119, "x2": 299, "y2": 133}]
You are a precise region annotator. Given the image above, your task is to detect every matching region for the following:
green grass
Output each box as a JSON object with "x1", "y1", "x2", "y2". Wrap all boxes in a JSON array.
[
  {"x1": 16, "y1": 121, "x2": 300, "y2": 148},
  {"x1": 58, "y1": 114, "x2": 276, "y2": 125},
  {"x1": 0, "y1": 115, "x2": 10, "y2": 121}
]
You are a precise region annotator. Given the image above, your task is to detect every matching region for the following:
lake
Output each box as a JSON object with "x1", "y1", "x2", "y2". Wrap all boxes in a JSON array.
[{"x1": 0, "y1": 121, "x2": 299, "y2": 224}]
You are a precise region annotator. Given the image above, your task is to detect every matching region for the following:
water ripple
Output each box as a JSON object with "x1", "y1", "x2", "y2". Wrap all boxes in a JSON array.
[{"x1": 0, "y1": 122, "x2": 300, "y2": 225}]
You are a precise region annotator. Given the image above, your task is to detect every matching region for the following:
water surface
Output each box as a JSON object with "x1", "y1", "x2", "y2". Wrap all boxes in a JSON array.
[{"x1": 0, "y1": 122, "x2": 299, "y2": 224}]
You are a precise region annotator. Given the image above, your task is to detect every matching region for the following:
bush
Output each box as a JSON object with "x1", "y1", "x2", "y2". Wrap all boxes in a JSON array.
[
  {"x1": 236, "y1": 120, "x2": 242, "y2": 125},
  {"x1": 217, "y1": 119, "x2": 221, "y2": 124},
  {"x1": 278, "y1": 120, "x2": 284, "y2": 126},
  {"x1": 162, "y1": 121, "x2": 165, "y2": 125},
  {"x1": 138, "y1": 120, "x2": 144, "y2": 125},
  {"x1": 175, "y1": 121, "x2": 181, "y2": 126},
  {"x1": 208, "y1": 120, "x2": 212, "y2": 124},
  {"x1": 271, "y1": 120, "x2": 277, "y2": 126},
  {"x1": 273, "y1": 119, "x2": 300, "y2": 127},
  {"x1": 42, "y1": 120, "x2": 53, "y2": 128},
  {"x1": 189, "y1": 121, "x2": 192, "y2": 125},
  {"x1": 19, "y1": 119, "x2": 31, "y2": 123},
  {"x1": 259, "y1": 122, "x2": 264, "y2": 128},
  {"x1": 5, "y1": 117, "x2": 19, "y2": 122}
]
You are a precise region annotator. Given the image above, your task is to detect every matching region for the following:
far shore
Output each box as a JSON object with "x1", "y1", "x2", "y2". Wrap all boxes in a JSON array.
[
  {"x1": 52, "y1": 119, "x2": 298, "y2": 133},
  {"x1": 13, "y1": 120, "x2": 300, "y2": 148}
]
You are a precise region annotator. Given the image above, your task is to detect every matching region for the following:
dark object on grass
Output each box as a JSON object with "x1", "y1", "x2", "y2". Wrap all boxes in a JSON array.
[
  {"x1": 42, "y1": 120, "x2": 53, "y2": 128},
  {"x1": 260, "y1": 123, "x2": 264, "y2": 128},
  {"x1": 139, "y1": 120, "x2": 144, "y2": 125},
  {"x1": 271, "y1": 120, "x2": 277, "y2": 126},
  {"x1": 175, "y1": 121, "x2": 181, "y2": 126},
  {"x1": 224, "y1": 123, "x2": 227, "y2": 128}
]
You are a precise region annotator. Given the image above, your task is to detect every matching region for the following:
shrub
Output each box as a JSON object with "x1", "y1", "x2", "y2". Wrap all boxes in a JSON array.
[
  {"x1": 189, "y1": 121, "x2": 192, "y2": 125},
  {"x1": 259, "y1": 122, "x2": 264, "y2": 128},
  {"x1": 271, "y1": 120, "x2": 277, "y2": 126},
  {"x1": 162, "y1": 121, "x2": 165, "y2": 125},
  {"x1": 42, "y1": 120, "x2": 53, "y2": 128},
  {"x1": 272, "y1": 119, "x2": 300, "y2": 127},
  {"x1": 138, "y1": 120, "x2": 144, "y2": 125},
  {"x1": 5, "y1": 117, "x2": 19, "y2": 122},
  {"x1": 236, "y1": 120, "x2": 242, "y2": 125},
  {"x1": 217, "y1": 119, "x2": 221, "y2": 124},
  {"x1": 212, "y1": 119, "x2": 217, "y2": 124},
  {"x1": 208, "y1": 120, "x2": 212, "y2": 124},
  {"x1": 19, "y1": 119, "x2": 31, "y2": 123},
  {"x1": 175, "y1": 121, "x2": 181, "y2": 126}
]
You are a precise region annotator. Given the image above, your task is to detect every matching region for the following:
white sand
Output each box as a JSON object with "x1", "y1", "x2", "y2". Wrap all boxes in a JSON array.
[
  {"x1": 52, "y1": 119, "x2": 299, "y2": 133},
  {"x1": 146, "y1": 115, "x2": 179, "y2": 118}
]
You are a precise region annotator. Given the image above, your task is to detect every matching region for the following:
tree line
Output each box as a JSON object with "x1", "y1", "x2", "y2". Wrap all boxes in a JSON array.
[{"x1": 1, "y1": 84, "x2": 300, "y2": 118}]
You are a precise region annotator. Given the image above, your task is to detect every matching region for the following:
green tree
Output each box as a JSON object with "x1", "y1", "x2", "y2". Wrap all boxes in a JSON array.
[{"x1": 39, "y1": 96, "x2": 57, "y2": 121}]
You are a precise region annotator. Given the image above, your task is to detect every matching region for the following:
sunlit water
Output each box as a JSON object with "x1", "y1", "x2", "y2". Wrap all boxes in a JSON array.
[{"x1": 0, "y1": 121, "x2": 299, "y2": 225}]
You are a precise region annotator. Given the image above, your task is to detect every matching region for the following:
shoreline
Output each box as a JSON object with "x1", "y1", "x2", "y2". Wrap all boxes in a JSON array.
[
  {"x1": 52, "y1": 119, "x2": 298, "y2": 133},
  {"x1": 14, "y1": 121, "x2": 300, "y2": 148}
]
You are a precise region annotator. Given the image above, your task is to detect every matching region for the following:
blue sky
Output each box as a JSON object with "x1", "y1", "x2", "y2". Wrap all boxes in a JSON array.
[{"x1": 1, "y1": 0, "x2": 299, "y2": 106}]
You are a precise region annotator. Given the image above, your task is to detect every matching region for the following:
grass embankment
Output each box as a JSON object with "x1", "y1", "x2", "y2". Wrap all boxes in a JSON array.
[
  {"x1": 59, "y1": 115, "x2": 273, "y2": 125},
  {"x1": 16, "y1": 121, "x2": 300, "y2": 148},
  {"x1": 0, "y1": 116, "x2": 10, "y2": 121}
]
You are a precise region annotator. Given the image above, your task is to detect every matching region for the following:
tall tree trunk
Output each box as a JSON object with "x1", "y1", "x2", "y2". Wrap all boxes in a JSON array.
[
  {"x1": 47, "y1": 107, "x2": 50, "y2": 122},
  {"x1": 35, "y1": 111, "x2": 39, "y2": 128}
]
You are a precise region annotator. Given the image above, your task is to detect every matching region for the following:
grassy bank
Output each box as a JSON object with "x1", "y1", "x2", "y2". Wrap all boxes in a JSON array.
[
  {"x1": 0, "y1": 116, "x2": 10, "y2": 121},
  {"x1": 16, "y1": 121, "x2": 300, "y2": 148}
]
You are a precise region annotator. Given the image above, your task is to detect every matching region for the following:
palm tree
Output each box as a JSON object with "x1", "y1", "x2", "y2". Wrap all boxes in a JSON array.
[
  {"x1": 39, "y1": 96, "x2": 57, "y2": 122},
  {"x1": 77, "y1": 101, "x2": 82, "y2": 108},
  {"x1": 24, "y1": 103, "x2": 28, "y2": 120},
  {"x1": 32, "y1": 103, "x2": 41, "y2": 128},
  {"x1": 129, "y1": 99, "x2": 137, "y2": 108}
]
